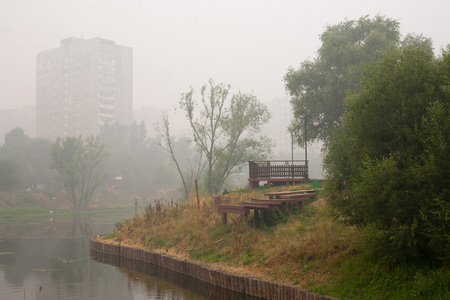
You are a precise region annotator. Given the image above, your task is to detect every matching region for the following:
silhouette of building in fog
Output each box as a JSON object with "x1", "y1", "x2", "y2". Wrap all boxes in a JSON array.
[{"x1": 36, "y1": 37, "x2": 132, "y2": 139}]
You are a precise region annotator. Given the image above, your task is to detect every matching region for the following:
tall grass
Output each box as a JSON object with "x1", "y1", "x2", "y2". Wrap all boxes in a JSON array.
[{"x1": 103, "y1": 184, "x2": 449, "y2": 299}]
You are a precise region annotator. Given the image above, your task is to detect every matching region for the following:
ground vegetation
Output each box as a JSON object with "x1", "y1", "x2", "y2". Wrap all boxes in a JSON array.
[{"x1": 100, "y1": 184, "x2": 449, "y2": 299}]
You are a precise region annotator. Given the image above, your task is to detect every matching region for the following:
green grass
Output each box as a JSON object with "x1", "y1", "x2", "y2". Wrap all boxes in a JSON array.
[
  {"x1": 0, "y1": 205, "x2": 136, "y2": 222},
  {"x1": 309, "y1": 252, "x2": 450, "y2": 299},
  {"x1": 188, "y1": 248, "x2": 229, "y2": 263},
  {"x1": 110, "y1": 183, "x2": 448, "y2": 299}
]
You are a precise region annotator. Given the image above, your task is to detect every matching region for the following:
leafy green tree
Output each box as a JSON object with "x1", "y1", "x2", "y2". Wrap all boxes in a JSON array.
[
  {"x1": 284, "y1": 15, "x2": 401, "y2": 147},
  {"x1": 0, "y1": 128, "x2": 59, "y2": 190},
  {"x1": 324, "y1": 43, "x2": 450, "y2": 264},
  {"x1": 179, "y1": 79, "x2": 272, "y2": 194},
  {"x1": 0, "y1": 128, "x2": 30, "y2": 189},
  {"x1": 50, "y1": 136, "x2": 108, "y2": 209}
]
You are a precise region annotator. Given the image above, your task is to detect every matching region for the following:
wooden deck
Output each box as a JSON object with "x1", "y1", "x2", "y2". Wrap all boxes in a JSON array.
[{"x1": 248, "y1": 160, "x2": 308, "y2": 189}]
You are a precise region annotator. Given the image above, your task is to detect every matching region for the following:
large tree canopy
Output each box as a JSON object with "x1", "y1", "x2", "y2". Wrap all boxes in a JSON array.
[
  {"x1": 50, "y1": 135, "x2": 108, "y2": 209},
  {"x1": 324, "y1": 43, "x2": 450, "y2": 263},
  {"x1": 0, "y1": 128, "x2": 57, "y2": 190},
  {"x1": 284, "y1": 15, "x2": 401, "y2": 147},
  {"x1": 179, "y1": 79, "x2": 272, "y2": 194}
]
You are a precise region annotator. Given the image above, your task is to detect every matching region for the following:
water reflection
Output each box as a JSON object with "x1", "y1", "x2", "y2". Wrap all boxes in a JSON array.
[
  {"x1": 92, "y1": 252, "x2": 262, "y2": 300},
  {"x1": 0, "y1": 216, "x2": 134, "y2": 299},
  {"x1": 0, "y1": 216, "x2": 261, "y2": 299}
]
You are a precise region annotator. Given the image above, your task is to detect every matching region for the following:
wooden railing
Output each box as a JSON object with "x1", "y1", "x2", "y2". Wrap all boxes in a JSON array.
[{"x1": 248, "y1": 160, "x2": 308, "y2": 180}]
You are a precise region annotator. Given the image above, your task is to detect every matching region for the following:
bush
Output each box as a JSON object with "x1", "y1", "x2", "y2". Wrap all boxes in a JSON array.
[{"x1": 325, "y1": 44, "x2": 450, "y2": 264}]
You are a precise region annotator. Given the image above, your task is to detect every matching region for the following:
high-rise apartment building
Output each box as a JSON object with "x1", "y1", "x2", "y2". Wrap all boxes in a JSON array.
[{"x1": 36, "y1": 37, "x2": 132, "y2": 139}]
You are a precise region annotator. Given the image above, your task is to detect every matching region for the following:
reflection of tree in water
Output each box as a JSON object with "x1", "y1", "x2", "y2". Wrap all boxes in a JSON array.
[
  {"x1": 0, "y1": 218, "x2": 92, "y2": 287},
  {"x1": 49, "y1": 219, "x2": 93, "y2": 285}
]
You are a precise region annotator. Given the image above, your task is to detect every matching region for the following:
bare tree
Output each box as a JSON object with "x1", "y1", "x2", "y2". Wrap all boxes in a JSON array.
[{"x1": 156, "y1": 113, "x2": 205, "y2": 199}]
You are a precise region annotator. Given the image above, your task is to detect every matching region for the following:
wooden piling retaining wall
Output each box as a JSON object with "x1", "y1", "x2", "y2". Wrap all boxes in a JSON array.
[{"x1": 90, "y1": 238, "x2": 339, "y2": 300}]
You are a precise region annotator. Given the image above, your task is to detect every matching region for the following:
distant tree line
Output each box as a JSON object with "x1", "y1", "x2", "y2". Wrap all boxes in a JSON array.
[
  {"x1": 0, "y1": 81, "x2": 273, "y2": 203},
  {"x1": 0, "y1": 122, "x2": 188, "y2": 194},
  {"x1": 0, "y1": 128, "x2": 56, "y2": 191}
]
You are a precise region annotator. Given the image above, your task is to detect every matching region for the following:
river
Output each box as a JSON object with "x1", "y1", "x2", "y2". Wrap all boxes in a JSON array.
[{"x1": 0, "y1": 213, "x2": 260, "y2": 300}]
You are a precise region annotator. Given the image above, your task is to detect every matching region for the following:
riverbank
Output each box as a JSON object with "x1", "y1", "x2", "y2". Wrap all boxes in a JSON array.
[
  {"x1": 91, "y1": 237, "x2": 338, "y2": 299},
  {"x1": 97, "y1": 183, "x2": 449, "y2": 299},
  {"x1": 0, "y1": 189, "x2": 181, "y2": 220}
]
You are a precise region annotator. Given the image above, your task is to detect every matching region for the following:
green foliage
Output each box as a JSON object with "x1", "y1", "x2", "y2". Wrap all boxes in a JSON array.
[
  {"x1": 0, "y1": 128, "x2": 57, "y2": 190},
  {"x1": 0, "y1": 159, "x2": 18, "y2": 191},
  {"x1": 179, "y1": 79, "x2": 272, "y2": 194},
  {"x1": 325, "y1": 43, "x2": 450, "y2": 264},
  {"x1": 315, "y1": 251, "x2": 450, "y2": 299},
  {"x1": 50, "y1": 135, "x2": 109, "y2": 209},
  {"x1": 104, "y1": 231, "x2": 119, "y2": 239},
  {"x1": 284, "y1": 15, "x2": 401, "y2": 147},
  {"x1": 250, "y1": 209, "x2": 291, "y2": 230},
  {"x1": 151, "y1": 237, "x2": 171, "y2": 248}
]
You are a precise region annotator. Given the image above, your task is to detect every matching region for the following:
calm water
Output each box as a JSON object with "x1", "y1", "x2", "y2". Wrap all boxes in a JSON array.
[{"x1": 0, "y1": 214, "x2": 259, "y2": 300}]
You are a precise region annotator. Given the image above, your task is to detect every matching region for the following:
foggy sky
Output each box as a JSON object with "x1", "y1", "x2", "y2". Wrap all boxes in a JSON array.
[{"x1": 1, "y1": 0, "x2": 449, "y2": 111}]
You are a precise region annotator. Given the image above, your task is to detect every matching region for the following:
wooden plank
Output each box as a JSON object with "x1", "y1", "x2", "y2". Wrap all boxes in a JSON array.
[
  {"x1": 264, "y1": 189, "x2": 315, "y2": 196},
  {"x1": 250, "y1": 178, "x2": 304, "y2": 182},
  {"x1": 278, "y1": 198, "x2": 310, "y2": 203},
  {"x1": 277, "y1": 194, "x2": 314, "y2": 199},
  {"x1": 217, "y1": 205, "x2": 249, "y2": 214},
  {"x1": 240, "y1": 202, "x2": 272, "y2": 209},
  {"x1": 251, "y1": 198, "x2": 283, "y2": 205}
]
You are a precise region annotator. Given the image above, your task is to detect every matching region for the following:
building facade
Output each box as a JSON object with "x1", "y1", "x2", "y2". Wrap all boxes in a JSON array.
[{"x1": 36, "y1": 37, "x2": 132, "y2": 139}]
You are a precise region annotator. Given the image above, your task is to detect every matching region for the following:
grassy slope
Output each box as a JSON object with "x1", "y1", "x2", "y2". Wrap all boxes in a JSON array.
[{"x1": 100, "y1": 183, "x2": 449, "y2": 299}]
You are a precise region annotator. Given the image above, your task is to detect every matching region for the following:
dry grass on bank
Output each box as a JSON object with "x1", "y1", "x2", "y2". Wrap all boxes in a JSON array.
[{"x1": 101, "y1": 185, "x2": 360, "y2": 287}]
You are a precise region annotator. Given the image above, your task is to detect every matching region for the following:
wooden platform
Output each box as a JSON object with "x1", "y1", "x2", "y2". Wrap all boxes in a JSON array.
[
  {"x1": 264, "y1": 189, "x2": 317, "y2": 199},
  {"x1": 217, "y1": 205, "x2": 250, "y2": 225},
  {"x1": 217, "y1": 191, "x2": 317, "y2": 225},
  {"x1": 248, "y1": 160, "x2": 308, "y2": 189}
]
